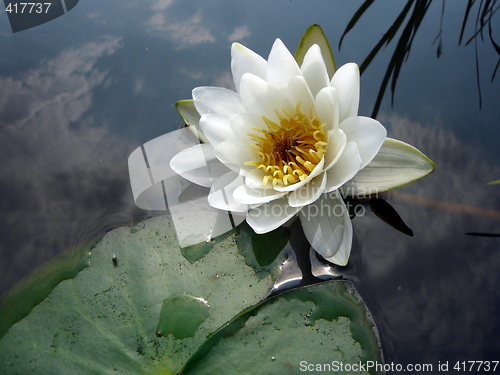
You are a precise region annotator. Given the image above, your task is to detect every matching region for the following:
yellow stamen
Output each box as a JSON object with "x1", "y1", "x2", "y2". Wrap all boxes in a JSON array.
[{"x1": 245, "y1": 102, "x2": 328, "y2": 187}]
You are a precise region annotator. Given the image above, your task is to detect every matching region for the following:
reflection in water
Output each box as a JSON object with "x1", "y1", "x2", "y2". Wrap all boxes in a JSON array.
[
  {"x1": 146, "y1": 0, "x2": 216, "y2": 48},
  {"x1": 341, "y1": 0, "x2": 500, "y2": 116},
  {"x1": 0, "y1": 0, "x2": 498, "y2": 370},
  {"x1": 0, "y1": 37, "x2": 144, "y2": 296},
  {"x1": 340, "y1": 115, "x2": 500, "y2": 364},
  {"x1": 368, "y1": 197, "x2": 414, "y2": 237}
]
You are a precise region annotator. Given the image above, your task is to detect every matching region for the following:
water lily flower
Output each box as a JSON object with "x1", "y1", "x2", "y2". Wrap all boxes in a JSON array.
[{"x1": 170, "y1": 26, "x2": 434, "y2": 266}]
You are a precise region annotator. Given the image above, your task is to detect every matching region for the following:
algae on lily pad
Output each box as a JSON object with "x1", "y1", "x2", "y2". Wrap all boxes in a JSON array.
[
  {"x1": 0, "y1": 216, "x2": 282, "y2": 375},
  {"x1": 181, "y1": 280, "x2": 383, "y2": 375}
]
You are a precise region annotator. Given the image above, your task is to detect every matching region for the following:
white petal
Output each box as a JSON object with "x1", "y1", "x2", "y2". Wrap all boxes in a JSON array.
[
  {"x1": 286, "y1": 76, "x2": 316, "y2": 117},
  {"x1": 339, "y1": 116, "x2": 387, "y2": 169},
  {"x1": 192, "y1": 87, "x2": 245, "y2": 118},
  {"x1": 341, "y1": 138, "x2": 435, "y2": 196},
  {"x1": 273, "y1": 157, "x2": 325, "y2": 192},
  {"x1": 239, "y1": 73, "x2": 294, "y2": 123},
  {"x1": 288, "y1": 172, "x2": 327, "y2": 207},
  {"x1": 246, "y1": 196, "x2": 301, "y2": 234},
  {"x1": 315, "y1": 87, "x2": 339, "y2": 132},
  {"x1": 325, "y1": 141, "x2": 362, "y2": 192},
  {"x1": 199, "y1": 114, "x2": 235, "y2": 147},
  {"x1": 331, "y1": 63, "x2": 360, "y2": 123},
  {"x1": 214, "y1": 139, "x2": 257, "y2": 176},
  {"x1": 233, "y1": 184, "x2": 287, "y2": 205},
  {"x1": 231, "y1": 42, "x2": 268, "y2": 93},
  {"x1": 300, "y1": 44, "x2": 330, "y2": 98},
  {"x1": 170, "y1": 144, "x2": 231, "y2": 187},
  {"x1": 208, "y1": 171, "x2": 248, "y2": 213},
  {"x1": 266, "y1": 39, "x2": 302, "y2": 94},
  {"x1": 324, "y1": 128, "x2": 346, "y2": 171},
  {"x1": 299, "y1": 192, "x2": 352, "y2": 266}
]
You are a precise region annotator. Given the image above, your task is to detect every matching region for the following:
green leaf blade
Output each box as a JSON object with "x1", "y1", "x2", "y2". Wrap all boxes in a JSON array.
[
  {"x1": 176, "y1": 99, "x2": 208, "y2": 143},
  {"x1": 486, "y1": 179, "x2": 500, "y2": 185},
  {"x1": 342, "y1": 138, "x2": 435, "y2": 196},
  {"x1": 295, "y1": 24, "x2": 336, "y2": 79}
]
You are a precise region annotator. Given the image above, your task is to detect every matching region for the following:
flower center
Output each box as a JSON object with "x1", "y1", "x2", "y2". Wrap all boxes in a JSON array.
[{"x1": 245, "y1": 103, "x2": 327, "y2": 187}]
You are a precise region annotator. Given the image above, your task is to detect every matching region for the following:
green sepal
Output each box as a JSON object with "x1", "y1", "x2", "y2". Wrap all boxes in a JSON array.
[
  {"x1": 176, "y1": 99, "x2": 208, "y2": 143},
  {"x1": 342, "y1": 138, "x2": 435, "y2": 196},
  {"x1": 295, "y1": 24, "x2": 336, "y2": 79}
]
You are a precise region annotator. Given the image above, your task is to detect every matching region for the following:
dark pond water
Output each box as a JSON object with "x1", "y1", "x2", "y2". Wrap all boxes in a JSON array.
[{"x1": 1, "y1": 0, "x2": 500, "y2": 373}]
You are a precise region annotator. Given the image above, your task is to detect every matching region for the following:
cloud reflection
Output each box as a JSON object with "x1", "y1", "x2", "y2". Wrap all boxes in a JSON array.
[
  {"x1": 0, "y1": 36, "x2": 142, "y2": 296},
  {"x1": 146, "y1": 1, "x2": 215, "y2": 49},
  {"x1": 344, "y1": 114, "x2": 500, "y2": 364},
  {"x1": 228, "y1": 26, "x2": 251, "y2": 42}
]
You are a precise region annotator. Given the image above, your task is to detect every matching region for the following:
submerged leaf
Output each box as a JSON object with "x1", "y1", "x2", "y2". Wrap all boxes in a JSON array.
[
  {"x1": 156, "y1": 294, "x2": 209, "y2": 339},
  {"x1": 180, "y1": 228, "x2": 235, "y2": 263},
  {"x1": 295, "y1": 24, "x2": 336, "y2": 79},
  {"x1": 180, "y1": 239, "x2": 215, "y2": 263}
]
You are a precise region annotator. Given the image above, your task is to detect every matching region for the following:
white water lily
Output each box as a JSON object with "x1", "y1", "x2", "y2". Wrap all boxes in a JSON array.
[{"x1": 170, "y1": 27, "x2": 434, "y2": 266}]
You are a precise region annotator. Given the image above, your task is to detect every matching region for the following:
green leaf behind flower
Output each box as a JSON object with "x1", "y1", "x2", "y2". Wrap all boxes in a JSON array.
[
  {"x1": 176, "y1": 99, "x2": 208, "y2": 143},
  {"x1": 342, "y1": 138, "x2": 435, "y2": 196},
  {"x1": 236, "y1": 221, "x2": 290, "y2": 268},
  {"x1": 295, "y1": 24, "x2": 336, "y2": 79}
]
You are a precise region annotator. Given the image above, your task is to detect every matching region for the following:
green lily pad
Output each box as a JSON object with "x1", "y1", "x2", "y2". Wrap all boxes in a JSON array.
[
  {"x1": 0, "y1": 216, "x2": 282, "y2": 375},
  {"x1": 180, "y1": 280, "x2": 383, "y2": 375},
  {"x1": 295, "y1": 24, "x2": 336, "y2": 79},
  {"x1": 0, "y1": 237, "x2": 100, "y2": 339}
]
